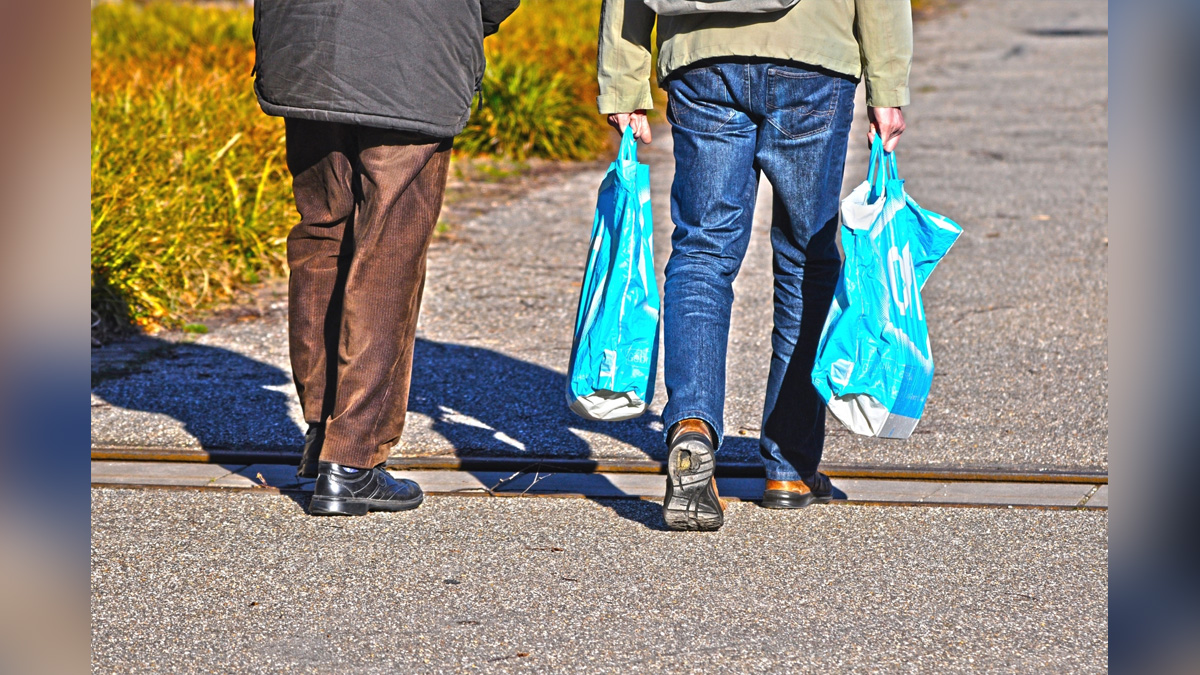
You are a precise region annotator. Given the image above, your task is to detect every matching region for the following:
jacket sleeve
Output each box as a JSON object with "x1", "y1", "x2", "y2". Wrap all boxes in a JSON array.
[
  {"x1": 481, "y1": 0, "x2": 520, "y2": 37},
  {"x1": 596, "y1": 0, "x2": 656, "y2": 114},
  {"x1": 854, "y1": 0, "x2": 913, "y2": 108}
]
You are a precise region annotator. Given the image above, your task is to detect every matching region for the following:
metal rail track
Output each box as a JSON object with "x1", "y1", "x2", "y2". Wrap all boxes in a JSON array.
[{"x1": 91, "y1": 445, "x2": 1108, "y2": 485}]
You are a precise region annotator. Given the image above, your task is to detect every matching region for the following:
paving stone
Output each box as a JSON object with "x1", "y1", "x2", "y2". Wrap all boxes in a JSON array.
[
  {"x1": 88, "y1": 461, "x2": 1106, "y2": 511},
  {"x1": 90, "y1": 460, "x2": 238, "y2": 487},
  {"x1": 216, "y1": 464, "x2": 308, "y2": 490},
  {"x1": 831, "y1": 478, "x2": 944, "y2": 503},
  {"x1": 925, "y1": 481, "x2": 1094, "y2": 506}
]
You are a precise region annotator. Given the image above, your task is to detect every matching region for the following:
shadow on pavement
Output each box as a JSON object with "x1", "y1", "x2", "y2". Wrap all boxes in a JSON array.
[
  {"x1": 93, "y1": 336, "x2": 307, "y2": 453},
  {"x1": 94, "y1": 336, "x2": 772, "y2": 528},
  {"x1": 407, "y1": 338, "x2": 760, "y2": 462},
  {"x1": 92, "y1": 335, "x2": 311, "y2": 509},
  {"x1": 407, "y1": 338, "x2": 670, "y2": 528},
  {"x1": 409, "y1": 338, "x2": 662, "y2": 458}
]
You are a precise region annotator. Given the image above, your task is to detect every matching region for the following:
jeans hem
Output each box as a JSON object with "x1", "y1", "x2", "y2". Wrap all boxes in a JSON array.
[
  {"x1": 762, "y1": 464, "x2": 820, "y2": 483},
  {"x1": 764, "y1": 470, "x2": 806, "y2": 482}
]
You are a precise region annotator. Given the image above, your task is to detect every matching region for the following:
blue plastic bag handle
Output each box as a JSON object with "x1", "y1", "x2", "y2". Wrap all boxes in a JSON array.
[
  {"x1": 616, "y1": 125, "x2": 639, "y2": 181},
  {"x1": 867, "y1": 135, "x2": 899, "y2": 200}
]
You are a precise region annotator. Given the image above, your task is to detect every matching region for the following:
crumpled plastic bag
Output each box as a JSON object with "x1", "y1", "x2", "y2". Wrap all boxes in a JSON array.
[
  {"x1": 567, "y1": 126, "x2": 660, "y2": 421},
  {"x1": 811, "y1": 137, "x2": 962, "y2": 438}
]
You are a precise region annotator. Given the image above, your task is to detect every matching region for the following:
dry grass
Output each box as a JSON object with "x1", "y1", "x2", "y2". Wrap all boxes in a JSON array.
[
  {"x1": 91, "y1": 1, "x2": 611, "y2": 334},
  {"x1": 91, "y1": 2, "x2": 290, "y2": 334}
]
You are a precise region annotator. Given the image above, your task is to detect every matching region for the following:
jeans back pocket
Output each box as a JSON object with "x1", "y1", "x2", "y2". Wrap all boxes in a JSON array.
[
  {"x1": 667, "y1": 66, "x2": 739, "y2": 135},
  {"x1": 765, "y1": 67, "x2": 840, "y2": 140}
]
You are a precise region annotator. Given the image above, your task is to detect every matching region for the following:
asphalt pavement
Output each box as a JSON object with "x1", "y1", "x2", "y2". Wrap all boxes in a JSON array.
[
  {"x1": 91, "y1": 489, "x2": 1107, "y2": 673},
  {"x1": 91, "y1": 0, "x2": 1107, "y2": 474}
]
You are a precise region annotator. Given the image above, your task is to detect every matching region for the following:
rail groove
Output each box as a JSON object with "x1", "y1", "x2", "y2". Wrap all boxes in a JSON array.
[{"x1": 92, "y1": 445, "x2": 1107, "y2": 485}]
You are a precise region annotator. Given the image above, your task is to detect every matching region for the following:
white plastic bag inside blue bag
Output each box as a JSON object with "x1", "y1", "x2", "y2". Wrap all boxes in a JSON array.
[
  {"x1": 566, "y1": 126, "x2": 660, "y2": 421},
  {"x1": 811, "y1": 137, "x2": 962, "y2": 438}
]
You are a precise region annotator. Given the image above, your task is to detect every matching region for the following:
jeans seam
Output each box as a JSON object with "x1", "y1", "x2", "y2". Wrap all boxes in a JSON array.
[{"x1": 743, "y1": 61, "x2": 751, "y2": 109}]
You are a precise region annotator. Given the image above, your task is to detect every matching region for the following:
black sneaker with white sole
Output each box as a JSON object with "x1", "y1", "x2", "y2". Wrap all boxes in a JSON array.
[
  {"x1": 308, "y1": 462, "x2": 424, "y2": 516},
  {"x1": 662, "y1": 420, "x2": 724, "y2": 531}
]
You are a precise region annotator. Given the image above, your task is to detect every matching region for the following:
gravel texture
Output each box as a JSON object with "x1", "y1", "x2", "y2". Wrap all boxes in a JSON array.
[
  {"x1": 91, "y1": 0, "x2": 1107, "y2": 471},
  {"x1": 91, "y1": 488, "x2": 1108, "y2": 673}
]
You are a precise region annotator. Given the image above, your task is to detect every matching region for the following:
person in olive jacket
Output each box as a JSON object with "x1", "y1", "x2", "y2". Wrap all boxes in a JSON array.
[
  {"x1": 598, "y1": 0, "x2": 913, "y2": 531},
  {"x1": 254, "y1": 0, "x2": 520, "y2": 516}
]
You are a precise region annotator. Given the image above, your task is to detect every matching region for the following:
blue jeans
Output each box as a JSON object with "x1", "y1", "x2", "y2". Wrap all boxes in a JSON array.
[{"x1": 661, "y1": 60, "x2": 856, "y2": 482}]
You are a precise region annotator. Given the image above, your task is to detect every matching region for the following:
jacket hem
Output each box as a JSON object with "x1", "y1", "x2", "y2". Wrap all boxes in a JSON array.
[
  {"x1": 257, "y1": 96, "x2": 462, "y2": 139},
  {"x1": 657, "y1": 45, "x2": 863, "y2": 85}
]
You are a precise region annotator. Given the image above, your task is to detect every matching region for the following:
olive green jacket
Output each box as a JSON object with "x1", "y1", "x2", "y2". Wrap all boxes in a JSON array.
[{"x1": 596, "y1": 0, "x2": 913, "y2": 113}]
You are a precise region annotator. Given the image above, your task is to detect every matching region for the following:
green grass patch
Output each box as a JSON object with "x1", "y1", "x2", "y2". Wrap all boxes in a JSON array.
[
  {"x1": 458, "y1": 56, "x2": 606, "y2": 160},
  {"x1": 463, "y1": 0, "x2": 611, "y2": 159}
]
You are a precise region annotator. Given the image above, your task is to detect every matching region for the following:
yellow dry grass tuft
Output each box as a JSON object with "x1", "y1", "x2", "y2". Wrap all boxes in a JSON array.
[{"x1": 91, "y1": 1, "x2": 611, "y2": 333}]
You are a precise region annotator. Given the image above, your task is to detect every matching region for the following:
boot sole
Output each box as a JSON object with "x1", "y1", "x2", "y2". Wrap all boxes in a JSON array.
[
  {"x1": 663, "y1": 438, "x2": 723, "y2": 531},
  {"x1": 309, "y1": 493, "x2": 424, "y2": 517}
]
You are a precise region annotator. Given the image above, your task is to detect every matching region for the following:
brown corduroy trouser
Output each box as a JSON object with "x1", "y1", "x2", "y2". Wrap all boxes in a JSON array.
[{"x1": 284, "y1": 118, "x2": 452, "y2": 469}]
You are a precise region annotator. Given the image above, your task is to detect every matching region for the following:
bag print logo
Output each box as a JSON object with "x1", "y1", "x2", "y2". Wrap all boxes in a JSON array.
[{"x1": 887, "y1": 242, "x2": 923, "y2": 321}]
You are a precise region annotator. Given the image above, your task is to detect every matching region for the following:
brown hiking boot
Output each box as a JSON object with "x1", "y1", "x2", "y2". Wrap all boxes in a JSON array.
[
  {"x1": 761, "y1": 472, "x2": 834, "y2": 509},
  {"x1": 662, "y1": 419, "x2": 724, "y2": 531}
]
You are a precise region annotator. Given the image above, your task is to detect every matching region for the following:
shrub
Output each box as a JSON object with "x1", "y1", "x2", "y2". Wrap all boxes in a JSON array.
[{"x1": 458, "y1": 57, "x2": 606, "y2": 160}]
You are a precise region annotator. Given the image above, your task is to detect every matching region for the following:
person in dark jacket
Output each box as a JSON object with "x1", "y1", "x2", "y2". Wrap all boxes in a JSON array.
[{"x1": 254, "y1": 0, "x2": 520, "y2": 516}]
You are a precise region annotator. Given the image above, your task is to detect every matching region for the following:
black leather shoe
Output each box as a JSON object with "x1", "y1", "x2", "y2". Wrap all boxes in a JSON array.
[
  {"x1": 761, "y1": 472, "x2": 834, "y2": 509},
  {"x1": 309, "y1": 462, "x2": 424, "y2": 516},
  {"x1": 662, "y1": 419, "x2": 724, "y2": 531},
  {"x1": 297, "y1": 424, "x2": 324, "y2": 479}
]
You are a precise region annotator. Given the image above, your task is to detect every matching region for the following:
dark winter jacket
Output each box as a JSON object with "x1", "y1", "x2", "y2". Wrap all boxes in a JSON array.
[{"x1": 253, "y1": 0, "x2": 520, "y2": 138}]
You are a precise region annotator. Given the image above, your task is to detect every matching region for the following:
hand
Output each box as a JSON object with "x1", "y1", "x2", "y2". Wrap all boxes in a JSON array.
[
  {"x1": 606, "y1": 110, "x2": 652, "y2": 144},
  {"x1": 867, "y1": 106, "x2": 905, "y2": 152}
]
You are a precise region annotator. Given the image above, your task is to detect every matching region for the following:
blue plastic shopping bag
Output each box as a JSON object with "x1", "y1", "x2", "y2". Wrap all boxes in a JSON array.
[
  {"x1": 811, "y1": 137, "x2": 963, "y2": 438},
  {"x1": 567, "y1": 127, "x2": 660, "y2": 421}
]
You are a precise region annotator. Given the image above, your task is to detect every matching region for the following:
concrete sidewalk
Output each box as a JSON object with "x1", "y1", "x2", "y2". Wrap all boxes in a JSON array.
[{"x1": 91, "y1": 0, "x2": 1107, "y2": 474}]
